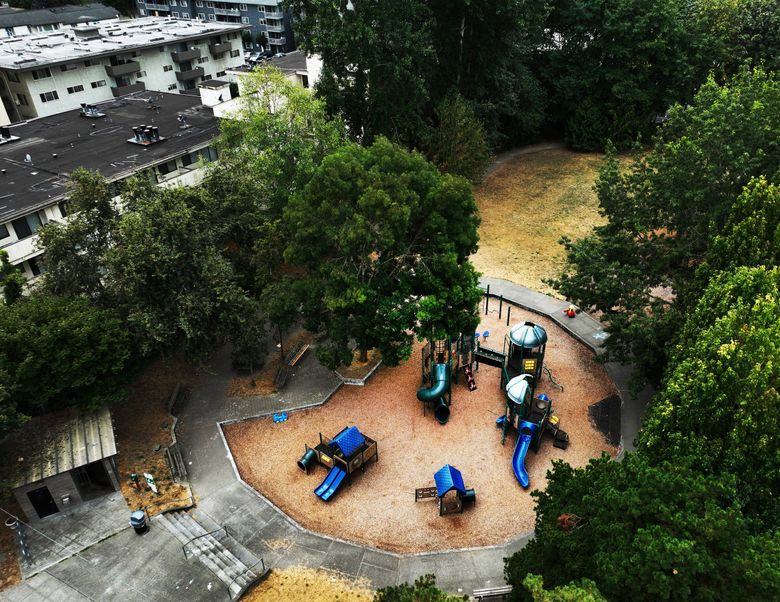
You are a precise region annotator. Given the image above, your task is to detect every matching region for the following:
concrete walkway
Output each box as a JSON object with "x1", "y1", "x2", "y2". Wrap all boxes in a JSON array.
[{"x1": 2, "y1": 280, "x2": 653, "y2": 601}]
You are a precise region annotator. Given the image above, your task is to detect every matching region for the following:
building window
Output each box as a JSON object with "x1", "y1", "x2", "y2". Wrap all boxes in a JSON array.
[
  {"x1": 197, "y1": 12, "x2": 205, "y2": 19},
  {"x1": 208, "y1": 14, "x2": 215, "y2": 20},
  {"x1": 172, "y1": 11, "x2": 179, "y2": 17},
  {"x1": 139, "y1": 9, "x2": 146, "y2": 15},
  {"x1": 136, "y1": 71, "x2": 147, "y2": 78},
  {"x1": 230, "y1": 49, "x2": 239, "y2": 57},
  {"x1": 258, "y1": 18, "x2": 265, "y2": 24},
  {"x1": 67, "y1": 85, "x2": 85, "y2": 94},
  {"x1": 163, "y1": 65, "x2": 173, "y2": 72},
  {"x1": 60, "y1": 64, "x2": 79, "y2": 72},
  {"x1": 206, "y1": 1, "x2": 213, "y2": 6},
  {"x1": 91, "y1": 80, "x2": 106, "y2": 88},
  {"x1": 240, "y1": 3, "x2": 247, "y2": 10},
  {"x1": 84, "y1": 59, "x2": 98, "y2": 67},
  {"x1": 216, "y1": 70, "x2": 225, "y2": 77},
  {"x1": 137, "y1": 0, "x2": 144, "y2": 3},
  {"x1": 31, "y1": 68, "x2": 52, "y2": 80},
  {"x1": 241, "y1": 17, "x2": 249, "y2": 24},
  {"x1": 157, "y1": 159, "x2": 178, "y2": 176},
  {"x1": 39, "y1": 90, "x2": 59, "y2": 103},
  {"x1": 57, "y1": 201, "x2": 69, "y2": 218},
  {"x1": 181, "y1": 0, "x2": 187, "y2": 6},
  {"x1": 0, "y1": 223, "x2": 9, "y2": 239},
  {"x1": 168, "y1": 83, "x2": 177, "y2": 90},
  {"x1": 16, "y1": 93, "x2": 28, "y2": 106},
  {"x1": 202, "y1": 74, "x2": 212, "y2": 81},
  {"x1": 197, "y1": 56, "x2": 209, "y2": 64},
  {"x1": 7, "y1": 71, "x2": 19, "y2": 83},
  {"x1": 27, "y1": 257, "x2": 42, "y2": 277},
  {"x1": 196, "y1": 0, "x2": 202, "y2": 5},
  {"x1": 257, "y1": 5, "x2": 263, "y2": 11},
  {"x1": 169, "y1": 0, "x2": 176, "y2": 5},
  {"x1": 11, "y1": 213, "x2": 42, "y2": 240}
]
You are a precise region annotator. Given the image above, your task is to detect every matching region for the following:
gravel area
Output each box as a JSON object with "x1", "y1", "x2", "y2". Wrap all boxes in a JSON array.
[{"x1": 224, "y1": 308, "x2": 616, "y2": 553}]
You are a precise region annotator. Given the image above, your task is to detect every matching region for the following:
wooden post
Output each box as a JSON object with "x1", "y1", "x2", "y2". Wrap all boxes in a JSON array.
[
  {"x1": 506, "y1": 306, "x2": 511, "y2": 326},
  {"x1": 485, "y1": 285, "x2": 490, "y2": 314},
  {"x1": 499, "y1": 295, "x2": 503, "y2": 319}
]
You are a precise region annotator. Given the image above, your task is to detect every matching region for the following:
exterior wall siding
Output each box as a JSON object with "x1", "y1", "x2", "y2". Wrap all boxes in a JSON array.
[{"x1": 13, "y1": 471, "x2": 84, "y2": 522}]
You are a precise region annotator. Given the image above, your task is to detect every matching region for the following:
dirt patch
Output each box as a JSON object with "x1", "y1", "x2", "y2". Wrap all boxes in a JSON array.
[
  {"x1": 0, "y1": 497, "x2": 22, "y2": 592},
  {"x1": 336, "y1": 349, "x2": 382, "y2": 380},
  {"x1": 243, "y1": 567, "x2": 372, "y2": 602},
  {"x1": 472, "y1": 149, "x2": 607, "y2": 296},
  {"x1": 228, "y1": 329, "x2": 315, "y2": 397},
  {"x1": 113, "y1": 357, "x2": 195, "y2": 515},
  {"x1": 224, "y1": 307, "x2": 616, "y2": 553}
]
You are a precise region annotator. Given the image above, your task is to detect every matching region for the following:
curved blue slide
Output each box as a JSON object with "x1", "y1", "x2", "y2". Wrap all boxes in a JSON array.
[
  {"x1": 314, "y1": 466, "x2": 347, "y2": 501},
  {"x1": 512, "y1": 421, "x2": 539, "y2": 489}
]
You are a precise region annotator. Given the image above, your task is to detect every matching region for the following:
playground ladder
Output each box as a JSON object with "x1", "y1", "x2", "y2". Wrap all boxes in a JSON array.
[{"x1": 461, "y1": 364, "x2": 477, "y2": 391}]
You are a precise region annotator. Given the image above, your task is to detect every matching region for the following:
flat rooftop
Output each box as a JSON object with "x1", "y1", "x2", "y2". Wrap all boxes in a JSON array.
[
  {"x1": 0, "y1": 16, "x2": 246, "y2": 71},
  {"x1": 268, "y1": 50, "x2": 307, "y2": 74},
  {"x1": 0, "y1": 90, "x2": 219, "y2": 222},
  {"x1": 0, "y1": 3, "x2": 119, "y2": 29}
]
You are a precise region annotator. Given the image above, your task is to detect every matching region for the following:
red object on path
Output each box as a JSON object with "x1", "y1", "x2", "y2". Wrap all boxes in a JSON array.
[{"x1": 564, "y1": 305, "x2": 577, "y2": 318}]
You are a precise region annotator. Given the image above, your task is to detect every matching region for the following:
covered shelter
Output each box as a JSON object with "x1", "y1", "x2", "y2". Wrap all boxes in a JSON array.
[
  {"x1": 2, "y1": 407, "x2": 120, "y2": 520},
  {"x1": 431, "y1": 464, "x2": 474, "y2": 516},
  {"x1": 505, "y1": 321, "x2": 547, "y2": 384}
]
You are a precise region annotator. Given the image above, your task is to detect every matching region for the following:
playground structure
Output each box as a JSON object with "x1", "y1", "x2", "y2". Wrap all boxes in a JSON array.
[
  {"x1": 297, "y1": 426, "x2": 378, "y2": 502},
  {"x1": 469, "y1": 320, "x2": 569, "y2": 489},
  {"x1": 415, "y1": 464, "x2": 476, "y2": 516},
  {"x1": 416, "y1": 334, "x2": 478, "y2": 424}
]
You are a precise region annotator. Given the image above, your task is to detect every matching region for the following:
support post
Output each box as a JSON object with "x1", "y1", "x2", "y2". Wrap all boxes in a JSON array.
[
  {"x1": 499, "y1": 295, "x2": 503, "y2": 319},
  {"x1": 506, "y1": 306, "x2": 511, "y2": 326},
  {"x1": 485, "y1": 285, "x2": 490, "y2": 314}
]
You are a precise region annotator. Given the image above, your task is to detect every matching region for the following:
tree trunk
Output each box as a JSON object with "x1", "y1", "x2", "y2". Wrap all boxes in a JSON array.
[
  {"x1": 359, "y1": 344, "x2": 368, "y2": 363},
  {"x1": 277, "y1": 323, "x2": 285, "y2": 360}
]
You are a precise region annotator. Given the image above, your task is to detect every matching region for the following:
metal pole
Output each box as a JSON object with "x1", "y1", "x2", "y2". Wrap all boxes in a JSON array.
[
  {"x1": 506, "y1": 305, "x2": 511, "y2": 326},
  {"x1": 485, "y1": 285, "x2": 490, "y2": 314},
  {"x1": 499, "y1": 295, "x2": 503, "y2": 319}
]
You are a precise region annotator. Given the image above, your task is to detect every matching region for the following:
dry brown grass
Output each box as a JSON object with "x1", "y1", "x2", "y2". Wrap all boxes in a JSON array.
[
  {"x1": 0, "y1": 497, "x2": 22, "y2": 592},
  {"x1": 242, "y1": 567, "x2": 373, "y2": 602},
  {"x1": 472, "y1": 149, "x2": 607, "y2": 296},
  {"x1": 336, "y1": 348, "x2": 382, "y2": 380}
]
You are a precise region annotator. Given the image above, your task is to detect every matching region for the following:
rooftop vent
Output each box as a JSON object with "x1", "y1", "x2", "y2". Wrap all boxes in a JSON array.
[
  {"x1": 80, "y1": 103, "x2": 106, "y2": 119},
  {"x1": 0, "y1": 126, "x2": 20, "y2": 146},
  {"x1": 73, "y1": 25, "x2": 101, "y2": 41},
  {"x1": 127, "y1": 125, "x2": 166, "y2": 146}
]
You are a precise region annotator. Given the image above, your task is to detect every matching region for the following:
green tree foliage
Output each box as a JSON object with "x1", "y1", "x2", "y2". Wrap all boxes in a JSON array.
[
  {"x1": 551, "y1": 68, "x2": 780, "y2": 382},
  {"x1": 505, "y1": 454, "x2": 780, "y2": 601},
  {"x1": 714, "y1": 0, "x2": 780, "y2": 76},
  {"x1": 0, "y1": 294, "x2": 130, "y2": 424},
  {"x1": 638, "y1": 267, "x2": 780, "y2": 527},
  {"x1": 374, "y1": 574, "x2": 467, "y2": 602},
  {"x1": 106, "y1": 184, "x2": 246, "y2": 358},
  {"x1": 0, "y1": 250, "x2": 25, "y2": 305},
  {"x1": 38, "y1": 168, "x2": 119, "y2": 302},
  {"x1": 423, "y1": 93, "x2": 491, "y2": 183},
  {"x1": 523, "y1": 574, "x2": 605, "y2": 602},
  {"x1": 287, "y1": 0, "x2": 547, "y2": 149},
  {"x1": 284, "y1": 137, "x2": 482, "y2": 367},
  {"x1": 539, "y1": 0, "x2": 706, "y2": 150}
]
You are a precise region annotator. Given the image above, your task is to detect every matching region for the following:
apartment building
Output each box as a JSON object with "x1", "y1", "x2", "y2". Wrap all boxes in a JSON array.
[
  {"x1": 0, "y1": 3, "x2": 119, "y2": 38},
  {"x1": 0, "y1": 90, "x2": 221, "y2": 279},
  {"x1": 137, "y1": 0, "x2": 294, "y2": 54},
  {"x1": 0, "y1": 17, "x2": 247, "y2": 125}
]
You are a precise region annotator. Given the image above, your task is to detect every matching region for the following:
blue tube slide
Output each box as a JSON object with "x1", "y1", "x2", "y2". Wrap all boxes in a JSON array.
[
  {"x1": 417, "y1": 363, "x2": 450, "y2": 403},
  {"x1": 512, "y1": 421, "x2": 539, "y2": 489}
]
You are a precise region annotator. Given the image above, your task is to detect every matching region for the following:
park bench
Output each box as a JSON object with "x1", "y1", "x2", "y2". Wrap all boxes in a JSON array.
[{"x1": 472, "y1": 584, "x2": 513, "y2": 600}]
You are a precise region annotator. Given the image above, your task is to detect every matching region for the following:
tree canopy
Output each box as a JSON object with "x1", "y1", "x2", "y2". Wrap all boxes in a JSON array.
[
  {"x1": 284, "y1": 137, "x2": 482, "y2": 367},
  {"x1": 0, "y1": 294, "x2": 131, "y2": 431}
]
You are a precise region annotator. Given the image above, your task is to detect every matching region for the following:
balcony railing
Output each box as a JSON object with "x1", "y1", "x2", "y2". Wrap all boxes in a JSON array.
[
  {"x1": 105, "y1": 61, "x2": 140, "y2": 78},
  {"x1": 145, "y1": 2, "x2": 171, "y2": 10},
  {"x1": 111, "y1": 81, "x2": 146, "y2": 97},
  {"x1": 214, "y1": 7, "x2": 240, "y2": 16},
  {"x1": 265, "y1": 24, "x2": 284, "y2": 33},
  {"x1": 268, "y1": 37, "x2": 286, "y2": 46},
  {"x1": 263, "y1": 10, "x2": 283, "y2": 18},
  {"x1": 171, "y1": 48, "x2": 201, "y2": 62},
  {"x1": 176, "y1": 67, "x2": 205, "y2": 81},
  {"x1": 208, "y1": 42, "x2": 231, "y2": 55}
]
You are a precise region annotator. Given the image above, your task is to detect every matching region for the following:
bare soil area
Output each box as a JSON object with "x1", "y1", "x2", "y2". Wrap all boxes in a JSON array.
[
  {"x1": 243, "y1": 567, "x2": 372, "y2": 602},
  {"x1": 224, "y1": 307, "x2": 616, "y2": 553},
  {"x1": 472, "y1": 149, "x2": 607, "y2": 296}
]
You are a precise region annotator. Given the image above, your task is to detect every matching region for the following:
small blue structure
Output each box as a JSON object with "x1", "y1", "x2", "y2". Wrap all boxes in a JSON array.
[
  {"x1": 329, "y1": 426, "x2": 366, "y2": 458},
  {"x1": 417, "y1": 464, "x2": 475, "y2": 516},
  {"x1": 434, "y1": 464, "x2": 466, "y2": 498}
]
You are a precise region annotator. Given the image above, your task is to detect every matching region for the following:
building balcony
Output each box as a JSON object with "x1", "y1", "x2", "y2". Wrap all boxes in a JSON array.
[
  {"x1": 171, "y1": 48, "x2": 201, "y2": 62},
  {"x1": 265, "y1": 23, "x2": 284, "y2": 33},
  {"x1": 214, "y1": 7, "x2": 240, "y2": 16},
  {"x1": 111, "y1": 82, "x2": 146, "y2": 97},
  {"x1": 105, "y1": 61, "x2": 141, "y2": 78},
  {"x1": 176, "y1": 67, "x2": 204, "y2": 81},
  {"x1": 263, "y1": 10, "x2": 283, "y2": 18},
  {"x1": 145, "y1": 2, "x2": 171, "y2": 11},
  {"x1": 208, "y1": 42, "x2": 231, "y2": 55},
  {"x1": 268, "y1": 37, "x2": 286, "y2": 46}
]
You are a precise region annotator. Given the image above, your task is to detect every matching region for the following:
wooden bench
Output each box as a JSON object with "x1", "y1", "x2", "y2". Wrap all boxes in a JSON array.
[
  {"x1": 286, "y1": 342, "x2": 310, "y2": 367},
  {"x1": 472, "y1": 585, "x2": 513, "y2": 600}
]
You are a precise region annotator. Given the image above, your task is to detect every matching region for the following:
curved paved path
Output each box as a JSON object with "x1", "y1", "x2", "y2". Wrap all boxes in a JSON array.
[{"x1": 3, "y1": 280, "x2": 653, "y2": 601}]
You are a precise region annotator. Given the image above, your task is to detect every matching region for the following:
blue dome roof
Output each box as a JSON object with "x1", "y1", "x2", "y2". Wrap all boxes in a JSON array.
[{"x1": 509, "y1": 321, "x2": 547, "y2": 348}]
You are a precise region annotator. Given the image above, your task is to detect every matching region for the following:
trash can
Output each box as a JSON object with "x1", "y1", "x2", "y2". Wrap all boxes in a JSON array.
[{"x1": 130, "y1": 510, "x2": 148, "y2": 535}]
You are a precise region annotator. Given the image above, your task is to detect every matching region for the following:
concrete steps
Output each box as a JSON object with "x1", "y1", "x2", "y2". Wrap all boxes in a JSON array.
[{"x1": 157, "y1": 510, "x2": 261, "y2": 599}]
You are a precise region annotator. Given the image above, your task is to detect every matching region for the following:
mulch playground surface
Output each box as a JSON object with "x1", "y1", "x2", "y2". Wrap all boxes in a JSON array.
[{"x1": 223, "y1": 308, "x2": 616, "y2": 553}]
